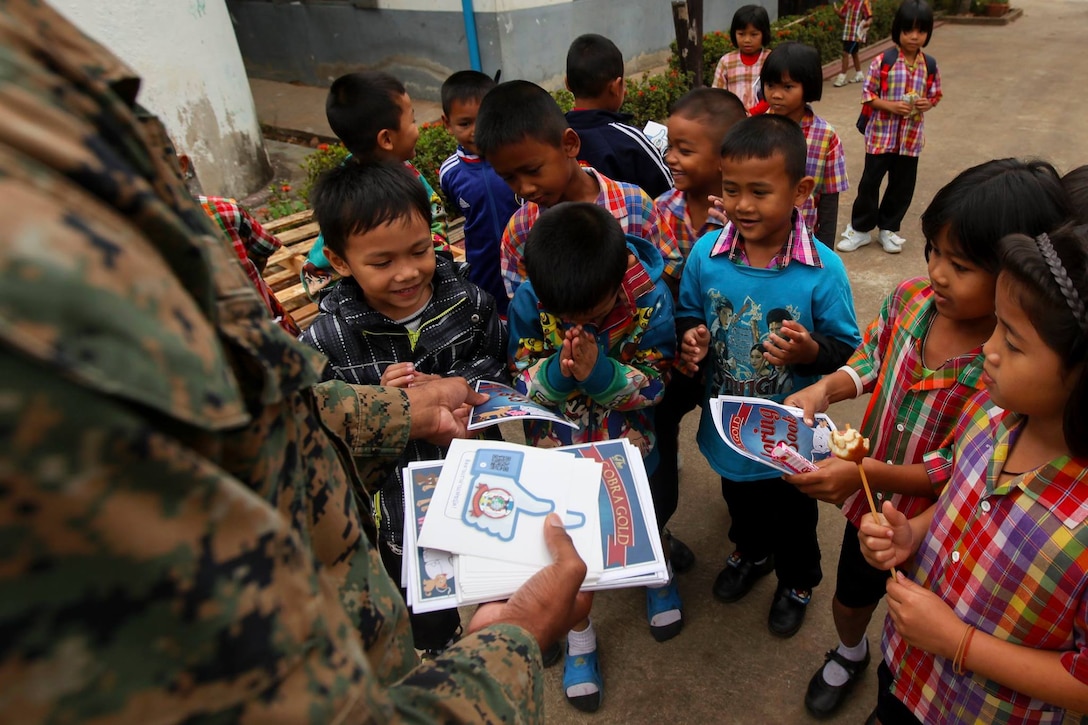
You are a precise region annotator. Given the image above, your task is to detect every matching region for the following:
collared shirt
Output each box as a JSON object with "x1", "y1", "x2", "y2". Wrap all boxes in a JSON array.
[
  {"x1": 839, "y1": 0, "x2": 872, "y2": 42},
  {"x1": 862, "y1": 50, "x2": 942, "y2": 157},
  {"x1": 711, "y1": 48, "x2": 770, "y2": 110},
  {"x1": 840, "y1": 278, "x2": 986, "y2": 527},
  {"x1": 883, "y1": 391, "x2": 1088, "y2": 724},
  {"x1": 654, "y1": 188, "x2": 724, "y2": 266},
  {"x1": 798, "y1": 107, "x2": 849, "y2": 238},
  {"x1": 709, "y1": 209, "x2": 823, "y2": 270},
  {"x1": 500, "y1": 166, "x2": 683, "y2": 298},
  {"x1": 199, "y1": 196, "x2": 301, "y2": 336}
]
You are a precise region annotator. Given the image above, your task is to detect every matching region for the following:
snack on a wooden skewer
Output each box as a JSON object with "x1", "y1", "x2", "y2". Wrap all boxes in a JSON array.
[
  {"x1": 831, "y1": 425, "x2": 897, "y2": 576},
  {"x1": 829, "y1": 423, "x2": 869, "y2": 463}
]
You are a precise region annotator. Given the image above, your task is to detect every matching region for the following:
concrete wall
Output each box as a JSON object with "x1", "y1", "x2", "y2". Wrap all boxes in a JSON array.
[
  {"x1": 51, "y1": 0, "x2": 272, "y2": 198},
  {"x1": 227, "y1": 0, "x2": 775, "y2": 100}
]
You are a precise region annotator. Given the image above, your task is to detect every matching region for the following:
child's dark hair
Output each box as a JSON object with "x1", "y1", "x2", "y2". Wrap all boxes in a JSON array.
[
  {"x1": 719, "y1": 114, "x2": 807, "y2": 185},
  {"x1": 310, "y1": 160, "x2": 430, "y2": 259},
  {"x1": 767, "y1": 308, "x2": 793, "y2": 325},
  {"x1": 669, "y1": 88, "x2": 747, "y2": 146},
  {"x1": 441, "y1": 70, "x2": 495, "y2": 117},
  {"x1": 524, "y1": 202, "x2": 627, "y2": 317},
  {"x1": 892, "y1": 0, "x2": 935, "y2": 47},
  {"x1": 760, "y1": 41, "x2": 823, "y2": 103},
  {"x1": 474, "y1": 80, "x2": 568, "y2": 159},
  {"x1": 998, "y1": 224, "x2": 1088, "y2": 457},
  {"x1": 920, "y1": 158, "x2": 1071, "y2": 274},
  {"x1": 326, "y1": 72, "x2": 406, "y2": 159},
  {"x1": 1061, "y1": 165, "x2": 1088, "y2": 225},
  {"x1": 566, "y1": 34, "x2": 624, "y2": 99},
  {"x1": 730, "y1": 4, "x2": 772, "y2": 48}
]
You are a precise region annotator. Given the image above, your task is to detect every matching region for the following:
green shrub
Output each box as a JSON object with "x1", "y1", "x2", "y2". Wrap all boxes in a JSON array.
[
  {"x1": 552, "y1": 88, "x2": 575, "y2": 112},
  {"x1": 300, "y1": 142, "x2": 350, "y2": 203},
  {"x1": 413, "y1": 122, "x2": 457, "y2": 202},
  {"x1": 620, "y1": 69, "x2": 693, "y2": 128}
]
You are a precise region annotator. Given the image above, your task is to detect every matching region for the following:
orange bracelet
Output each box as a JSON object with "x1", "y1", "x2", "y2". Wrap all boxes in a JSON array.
[{"x1": 953, "y1": 625, "x2": 976, "y2": 675}]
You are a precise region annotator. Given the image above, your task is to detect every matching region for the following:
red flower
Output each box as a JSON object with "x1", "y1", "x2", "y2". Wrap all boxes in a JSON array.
[
  {"x1": 317, "y1": 143, "x2": 329, "y2": 151},
  {"x1": 281, "y1": 184, "x2": 291, "y2": 192}
]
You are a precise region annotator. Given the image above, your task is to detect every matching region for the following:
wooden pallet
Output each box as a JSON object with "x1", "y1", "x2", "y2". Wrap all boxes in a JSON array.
[{"x1": 260, "y1": 211, "x2": 465, "y2": 330}]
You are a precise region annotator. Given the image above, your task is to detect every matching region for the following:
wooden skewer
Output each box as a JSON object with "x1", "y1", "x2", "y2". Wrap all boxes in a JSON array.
[{"x1": 857, "y1": 459, "x2": 898, "y2": 578}]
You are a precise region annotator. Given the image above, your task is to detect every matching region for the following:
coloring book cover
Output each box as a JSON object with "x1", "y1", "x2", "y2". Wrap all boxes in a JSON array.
[
  {"x1": 712, "y1": 395, "x2": 836, "y2": 476},
  {"x1": 468, "y1": 380, "x2": 579, "y2": 430}
]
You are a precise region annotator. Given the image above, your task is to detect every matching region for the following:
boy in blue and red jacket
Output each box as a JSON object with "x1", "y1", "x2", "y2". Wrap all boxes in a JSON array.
[{"x1": 439, "y1": 70, "x2": 521, "y2": 316}]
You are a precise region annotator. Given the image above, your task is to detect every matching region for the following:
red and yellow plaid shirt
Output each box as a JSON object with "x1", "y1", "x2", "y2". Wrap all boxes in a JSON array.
[
  {"x1": 862, "y1": 50, "x2": 942, "y2": 157},
  {"x1": 838, "y1": 0, "x2": 872, "y2": 42},
  {"x1": 799, "y1": 107, "x2": 848, "y2": 239},
  {"x1": 653, "y1": 188, "x2": 724, "y2": 271},
  {"x1": 883, "y1": 391, "x2": 1088, "y2": 724},
  {"x1": 711, "y1": 48, "x2": 770, "y2": 110}
]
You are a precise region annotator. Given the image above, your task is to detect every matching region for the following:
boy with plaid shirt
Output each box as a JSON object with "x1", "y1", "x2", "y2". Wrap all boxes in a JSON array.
[{"x1": 833, "y1": 0, "x2": 873, "y2": 87}]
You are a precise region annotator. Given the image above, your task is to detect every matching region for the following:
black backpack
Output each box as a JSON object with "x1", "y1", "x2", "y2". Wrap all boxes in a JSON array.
[{"x1": 855, "y1": 47, "x2": 938, "y2": 135}]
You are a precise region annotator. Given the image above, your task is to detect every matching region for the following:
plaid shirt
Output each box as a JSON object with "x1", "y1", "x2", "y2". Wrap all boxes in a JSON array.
[
  {"x1": 799, "y1": 107, "x2": 848, "y2": 238},
  {"x1": 839, "y1": 0, "x2": 872, "y2": 42},
  {"x1": 840, "y1": 278, "x2": 986, "y2": 528},
  {"x1": 709, "y1": 208, "x2": 822, "y2": 270},
  {"x1": 883, "y1": 391, "x2": 1088, "y2": 724},
  {"x1": 198, "y1": 196, "x2": 300, "y2": 336},
  {"x1": 499, "y1": 167, "x2": 682, "y2": 298},
  {"x1": 711, "y1": 48, "x2": 770, "y2": 110},
  {"x1": 862, "y1": 50, "x2": 942, "y2": 157},
  {"x1": 654, "y1": 188, "x2": 724, "y2": 269}
]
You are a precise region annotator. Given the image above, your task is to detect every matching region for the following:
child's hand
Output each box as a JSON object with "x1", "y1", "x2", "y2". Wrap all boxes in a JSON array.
[
  {"x1": 563, "y1": 325, "x2": 599, "y2": 381},
  {"x1": 887, "y1": 100, "x2": 913, "y2": 117},
  {"x1": 783, "y1": 457, "x2": 862, "y2": 505},
  {"x1": 762, "y1": 319, "x2": 818, "y2": 367},
  {"x1": 381, "y1": 362, "x2": 419, "y2": 388},
  {"x1": 858, "y1": 500, "x2": 914, "y2": 570},
  {"x1": 783, "y1": 380, "x2": 831, "y2": 426},
  {"x1": 707, "y1": 195, "x2": 728, "y2": 225},
  {"x1": 913, "y1": 97, "x2": 933, "y2": 113},
  {"x1": 680, "y1": 325, "x2": 710, "y2": 373},
  {"x1": 407, "y1": 372, "x2": 442, "y2": 387},
  {"x1": 886, "y1": 572, "x2": 965, "y2": 660}
]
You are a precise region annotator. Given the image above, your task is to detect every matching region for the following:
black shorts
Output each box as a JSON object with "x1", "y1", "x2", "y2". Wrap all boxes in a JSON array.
[
  {"x1": 834, "y1": 519, "x2": 891, "y2": 608},
  {"x1": 843, "y1": 40, "x2": 861, "y2": 55},
  {"x1": 875, "y1": 661, "x2": 923, "y2": 724}
]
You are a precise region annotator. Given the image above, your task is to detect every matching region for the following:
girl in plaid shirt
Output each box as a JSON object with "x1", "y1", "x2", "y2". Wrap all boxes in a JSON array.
[
  {"x1": 711, "y1": 4, "x2": 771, "y2": 111},
  {"x1": 838, "y1": 0, "x2": 941, "y2": 255},
  {"x1": 784, "y1": 159, "x2": 1072, "y2": 719},
  {"x1": 859, "y1": 224, "x2": 1088, "y2": 725},
  {"x1": 833, "y1": 0, "x2": 873, "y2": 87},
  {"x1": 760, "y1": 41, "x2": 848, "y2": 246}
]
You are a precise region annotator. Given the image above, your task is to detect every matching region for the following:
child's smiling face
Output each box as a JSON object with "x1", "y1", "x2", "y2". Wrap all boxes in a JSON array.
[{"x1": 720, "y1": 151, "x2": 810, "y2": 252}]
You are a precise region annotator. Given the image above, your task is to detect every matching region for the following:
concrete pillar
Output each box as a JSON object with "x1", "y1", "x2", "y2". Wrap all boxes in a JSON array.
[{"x1": 51, "y1": 0, "x2": 272, "y2": 198}]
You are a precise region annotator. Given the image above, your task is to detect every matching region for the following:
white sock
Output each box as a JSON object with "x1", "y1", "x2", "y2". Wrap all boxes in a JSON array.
[
  {"x1": 565, "y1": 621, "x2": 599, "y2": 698},
  {"x1": 822, "y1": 638, "x2": 868, "y2": 687}
]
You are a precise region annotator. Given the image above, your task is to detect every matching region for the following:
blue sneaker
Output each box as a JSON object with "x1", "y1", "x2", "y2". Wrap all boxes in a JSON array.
[
  {"x1": 563, "y1": 646, "x2": 603, "y2": 712},
  {"x1": 646, "y1": 578, "x2": 683, "y2": 642}
]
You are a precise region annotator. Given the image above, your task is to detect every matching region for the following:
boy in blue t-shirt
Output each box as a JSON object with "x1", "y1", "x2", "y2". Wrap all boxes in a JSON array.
[
  {"x1": 438, "y1": 70, "x2": 520, "y2": 316},
  {"x1": 677, "y1": 114, "x2": 861, "y2": 639}
]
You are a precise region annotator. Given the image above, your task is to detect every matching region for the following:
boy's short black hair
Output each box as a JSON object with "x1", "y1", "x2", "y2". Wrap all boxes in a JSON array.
[
  {"x1": 669, "y1": 88, "x2": 747, "y2": 146},
  {"x1": 441, "y1": 70, "x2": 495, "y2": 117},
  {"x1": 474, "y1": 80, "x2": 569, "y2": 159},
  {"x1": 920, "y1": 158, "x2": 1071, "y2": 274},
  {"x1": 524, "y1": 202, "x2": 628, "y2": 317},
  {"x1": 767, "y1": 308, "x2": 792, "y2": 325},
  {"x1": 730, "y1": 4, "x2": 772, "y2": 48},
  {"x1": 566, "y1": 34, "x2": 625, "y2": 99},
  {"x1": 1061, "y1": 165, "x2": 1088, "y2": 225},
  {"x1": 310, "y1": 159, "x2": 430, "y2": 259},
  {"x1": 892, "y1": 0, "x2": 935, "y2": 47},
  {"x1": 760, "y1": 41, "x2": 823, "y2": 103},
  {"x1": 326, "y1": 71, "x2": 406, "y2": 159},
  {"x1": 719, "y1": 114, "x2": 807, "y2": 185}
]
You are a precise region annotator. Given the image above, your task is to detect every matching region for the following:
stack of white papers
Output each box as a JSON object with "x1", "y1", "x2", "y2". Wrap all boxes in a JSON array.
[{"x1": 402, "y1": 438, "x2": 668, "y2": 613}]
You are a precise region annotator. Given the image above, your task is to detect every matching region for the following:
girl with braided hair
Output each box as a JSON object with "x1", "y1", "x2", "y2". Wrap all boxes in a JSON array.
[{"x1": 858, "y1": 223, "x2": 1088, "y2": 724}]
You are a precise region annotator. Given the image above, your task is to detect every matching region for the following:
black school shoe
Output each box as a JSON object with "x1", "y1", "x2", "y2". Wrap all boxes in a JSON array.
[
  {"x1": 712, "y1": 552, "x2": 775, "y2": 603},
  {"x1": 768, "y1": 586, "x2": 811, "y2": 638},
  {"x1": 666, "y1": 530, "x2": 696, "y2": 574},
  {"x1": 804, "y1": 644, "x2": 871, "y2": 718}
]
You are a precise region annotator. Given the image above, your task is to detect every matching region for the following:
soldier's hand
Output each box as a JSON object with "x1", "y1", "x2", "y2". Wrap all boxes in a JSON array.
[
  {"x1": 468, "y1": 513, "x2": 593, "y2": 650},
  {"x1": 406, "y1": 377, "x2": 487, "y2": 446}
]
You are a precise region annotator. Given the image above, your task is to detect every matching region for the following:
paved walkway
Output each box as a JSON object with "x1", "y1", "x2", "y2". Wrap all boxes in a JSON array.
[{"x1": 248, "y1": 2, "x2": 1088, "y2": 721}]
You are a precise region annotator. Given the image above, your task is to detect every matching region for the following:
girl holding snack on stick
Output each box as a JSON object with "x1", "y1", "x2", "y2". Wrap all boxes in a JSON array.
[
  {"x1": 859, "y1": 224, "x2": 1088, "y2": 724},
  {"x1": 782, "y1": 158, "x2": 1071, "y2": 718}
]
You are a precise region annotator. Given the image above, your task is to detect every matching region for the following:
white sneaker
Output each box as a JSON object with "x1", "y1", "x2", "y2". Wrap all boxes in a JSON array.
[
  {"x1": 836, "y1": 224, "x2": 871, "y2": 252},
  {"x1": 833, "y1": 73, "x2": 848, "y2": 88},
  {"x1": 851, "y1": 71, "x2": 865, "y2": 83},
  {"x1": 878, "y1": 229, "x2": 905, "y2": 253}
]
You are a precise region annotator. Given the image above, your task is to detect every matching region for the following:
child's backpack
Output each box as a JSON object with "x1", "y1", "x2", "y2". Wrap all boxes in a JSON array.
[{"x1": 855, "y1": 48, "x2": 937, "y2": 135}]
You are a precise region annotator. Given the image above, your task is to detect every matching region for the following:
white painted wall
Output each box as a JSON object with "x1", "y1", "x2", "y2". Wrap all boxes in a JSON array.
[{"x1": 51, "y1": 0, "x2": 271, "y2": 197}]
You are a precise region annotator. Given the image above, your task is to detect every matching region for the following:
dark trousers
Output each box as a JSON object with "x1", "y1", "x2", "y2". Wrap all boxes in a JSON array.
[
  {"x1": 851, "y1": 152, "x2": 920, "y2": 233},
  {"x1": 720, "y1": 475, "x2": 822, "y2": 590},
  {"x1": 648, "y1": 371, "x2": 704, "y2": 531}
]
